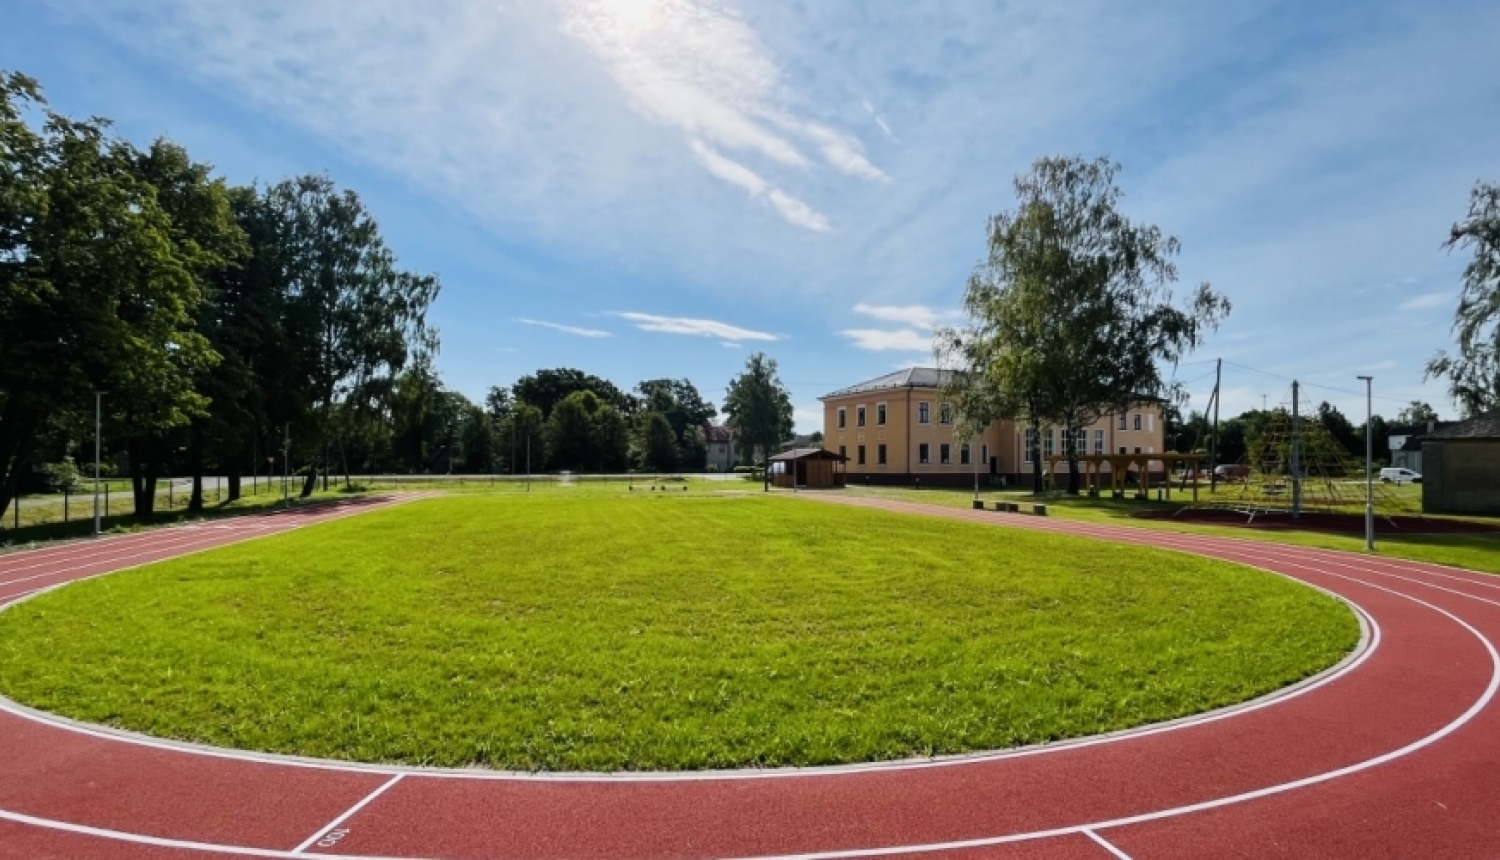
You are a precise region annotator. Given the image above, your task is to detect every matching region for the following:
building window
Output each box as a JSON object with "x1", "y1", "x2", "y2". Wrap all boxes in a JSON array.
[
  {"x1": 919, "y1": 443, "x2": 930, "y2": 464},
  {"x1": 1024, "y1": 428, "x2": 1035, "y2": 463},
  {"x1": 877, "y1": 402, "x2": 887, "y2": 425},
  {"x1": 1134, "y1": 446, "x2": 1142, "y2": 455},
  {"x1": 839, "y1": 445, "x2": 847, "y2": 460},
  {"x1": 837, "y1": 408, "x2": 846, "y2": 429},
  {"x1": 877, "y1": 444, "x2": 887, "y2": 465},
  {"x1": 939, "y1": 404, "x2": 953, "y2": 424},
  {"x1": 1071, "y1": 428, "x2": 1087, "y2": 454},
  {"x1": 940, "y1": 443, "x2": 951, "y2": 464},
  {"x1": 857, "y1": 405, "x2": 866, "y2": 427},
  {"x1": 960, "y1": 443, "x2": 971, "y2": 465},
  {"x1": 1094, "y1": 429, "x2": 1105, "y2": 455},
  {"x1": 982, "y1": 444, "x2": 989, "y2": 464},
  {"x1": 1133, "y1": 414, "x2": 1142, "y2": 431},
  {"x1": 918, "y1": 402, "x2": 931, "y2": 424},
  {"x1": 1119, "y1": 446, "x2": 1127, "y2": 455},
  {"x1": 1043, "y1": 428, "x2": 1054, "y2": 458},
  {"x1": 1118, "y1": 414, "x2": 1127, "y2": 430},
  {"x1": 857, "y1": 445, "x2": 866, "y2": 465}
]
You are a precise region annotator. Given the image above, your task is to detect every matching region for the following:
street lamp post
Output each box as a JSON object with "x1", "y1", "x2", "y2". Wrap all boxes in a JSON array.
[
  {"x1": 1357, "y1": 375, "x2": 1374, "y2": 551},
  {"x1": 93, "y1": 391, "x2": 107, "y2": 536}
]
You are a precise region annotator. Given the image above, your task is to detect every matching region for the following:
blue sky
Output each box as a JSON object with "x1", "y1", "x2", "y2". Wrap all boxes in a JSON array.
[{"x1": 5, "y1": 0, "x2": 1498, "y2": 431}]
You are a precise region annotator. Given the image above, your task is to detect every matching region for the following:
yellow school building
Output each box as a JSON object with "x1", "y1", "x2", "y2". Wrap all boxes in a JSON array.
[{"x1": 821, "y1": 367, "x2": 1167, "y2": 487}]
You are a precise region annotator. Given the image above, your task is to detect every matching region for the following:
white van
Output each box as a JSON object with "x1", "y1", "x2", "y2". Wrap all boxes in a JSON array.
[{"x1": 1379, "y1": 467, "x2": 1422, "y2": 485}]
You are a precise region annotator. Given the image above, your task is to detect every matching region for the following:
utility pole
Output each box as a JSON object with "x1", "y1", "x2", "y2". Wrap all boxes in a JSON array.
[
  {"x1": 1358, "y1": 375, "x2": 1374, "y2": 551},
  {"x1": 1208, "y1": 358, "x2": 1222, "y2": 492},
  {"x1": 1291, "y1": 381, "x2": 1302, "y2": 519},
  {"x1": 93, "y1": 391, "x2": 107, "y2": 536}
]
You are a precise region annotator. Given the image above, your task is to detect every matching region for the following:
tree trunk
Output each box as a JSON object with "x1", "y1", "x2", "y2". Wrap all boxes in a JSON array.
[
  {"x1": 339, "y1": 437, "x2": 353, "y2": 489},
  {"x1": 187, "y1": 425, "x2": 205, "y2": 512},
  {"x1": 1028, "y1": 417, "x2": 1044, "y2": 495},
  {"x1": 1066, "y1": 423, "x2": 1082, "y2": 495},
  {"x1": 226, "y1": 471, "x2": 242, "y2": 503},
  {"x1": 301, "y1": 470, "x2": 317, "y2": 498},
  {"x1": 128, "y1": 442, "x2": 158, "y2": 516},
  {"x1": 0, "y1": 403, "x2": 43, "y2": 524}
]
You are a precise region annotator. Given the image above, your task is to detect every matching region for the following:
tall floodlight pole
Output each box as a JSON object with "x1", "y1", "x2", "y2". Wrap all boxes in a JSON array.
[
  {"x1": 93, "y1": 391, "x2": 107, "y2": 536},
  {"x1": 1291, "y1": 381, "x2": 1302, "y2": 519},
  {"x1": 1358, "y1": 375, "x2": 1374, "y2": 551},
  {"x1": 1208, "y1": 358, "x2": 1222, "y2": 492}
]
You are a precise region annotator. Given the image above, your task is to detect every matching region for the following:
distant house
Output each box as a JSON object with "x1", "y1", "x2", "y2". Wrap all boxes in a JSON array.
[
  {"x1": 1388, "y1": 420, "x2": 1445, "y2": 472},
  {"x1": 702, "y1": 424, "x2": 736, "y2": 472},
  {"x1": 1420, "y1": 409, "x2": 1500, "y2": 515},
  {"x1": 779, "y1": 433, "x2": 819, "y2": 452}
]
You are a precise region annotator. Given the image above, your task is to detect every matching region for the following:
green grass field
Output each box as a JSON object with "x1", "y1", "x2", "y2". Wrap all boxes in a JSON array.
[
  {"x1": 845, "y1": 485, "x2": 1500, "y2": 576},
  {"x1": 0, "y1": 493, "x2": 1358, "y2": 771}
]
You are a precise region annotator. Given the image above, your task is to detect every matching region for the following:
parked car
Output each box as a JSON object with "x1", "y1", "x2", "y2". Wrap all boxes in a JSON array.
[
  {"x1": 1213, "y1": 464, "x2": 1250, "y2": 482},
  {"x1": 1380, "y1": 467, "x2": 1422, "y2": 485}
]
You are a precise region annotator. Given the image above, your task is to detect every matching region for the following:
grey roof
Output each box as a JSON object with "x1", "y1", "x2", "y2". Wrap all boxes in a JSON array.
[
  {"x1": 1426, "y1": 408, "x2": 1500, "y2": 440},
  {"x1": 821, "y1": 367, "x2": 953, "y2": 399},
  {"x1": 769, "y1": 447, "x2": 847, "y2": 462}
]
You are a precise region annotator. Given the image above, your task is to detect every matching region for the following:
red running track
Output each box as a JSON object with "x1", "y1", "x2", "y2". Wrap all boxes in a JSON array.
[{"x1": 1, "y1": 493, "x2": 1499, "y2": 859}]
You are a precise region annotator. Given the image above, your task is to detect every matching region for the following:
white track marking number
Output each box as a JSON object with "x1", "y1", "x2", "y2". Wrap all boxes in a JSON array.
[{"x1": 315, "y1": 828, "x2": 350, "y2": 849}]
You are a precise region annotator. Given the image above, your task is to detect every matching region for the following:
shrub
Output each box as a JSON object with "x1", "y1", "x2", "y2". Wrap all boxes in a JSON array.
[{"x1": 38, "y1": 459, "x2": 84, "y2": 494}]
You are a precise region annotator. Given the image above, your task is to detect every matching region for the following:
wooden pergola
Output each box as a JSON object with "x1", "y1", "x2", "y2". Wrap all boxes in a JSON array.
[{"x1": 1044, "y1": 453, "x2": 1210, "y2": 501}]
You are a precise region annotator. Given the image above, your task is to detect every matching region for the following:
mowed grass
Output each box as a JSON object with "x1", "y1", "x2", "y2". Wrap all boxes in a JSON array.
[{"x1": 0, "y1": 494, "x2": 1358, "y2": 771}]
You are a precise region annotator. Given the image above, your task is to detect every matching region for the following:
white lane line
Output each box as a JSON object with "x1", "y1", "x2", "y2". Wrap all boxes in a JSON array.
[
  {"x1": 1084, "y1": 828, "x2": 1134, "y2": 859},
  {"x1": 0, "y1": 805, "x2": 413, "y2": 859},
  {"x1": 0, "y1": 602, "x2": 1379, "y2": 781},
  {"x1": 292, "y1": 774, "x2": 404, "y2": 853},
  {"x1": 719, "y1": 568, "x2": 1500, "y2": 860}
]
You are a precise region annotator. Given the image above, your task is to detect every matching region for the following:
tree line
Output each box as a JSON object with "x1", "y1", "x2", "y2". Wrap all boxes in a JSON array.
[
  {"x1": 1165, "y1": 398, "x2": 1442, "y2": 468},
  {"x1": 0, "y1": 72, "x2": 801, "y2": 522},
  {"x1": 0, "y1": 71, "x2": 440, "y2": 519}
]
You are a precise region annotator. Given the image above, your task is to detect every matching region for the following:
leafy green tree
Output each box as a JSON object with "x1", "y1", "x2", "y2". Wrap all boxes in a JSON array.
[
  {"x1": 0, "y1": 73, "x2": 217, "y2": 520},
  {"x1": 637, "y1": 412, "x2": 679, "y2": 473},
  {"x1": 591, "y1": 404, "x2": 630, "y2": 472},
  {"x1": 1316, "y1": 402, "x2": 1362, "y2": 458},
  {"x1": 937, "y1": 156, "x2": 1228, "y2": 494},
  {"x1": 1393, "y1": 401, "x2": 1438, "y2": 426},
  {"x1": 497, "y1": 403, "x2": 544, "y2": 475},
  {"x1": 514, "y1": 369, "x2": 634, "y2": 420},
  {"x1": 1426, "y1": 180, "x2": 1500, "y2": 417},
  {"x1": 544, "y1": 390, "x2": 601, "y2": 471},
  {"x1": 128, "y1": 140, "x2": 248, "y2": 511},
  {"x1": 269, "y1": 174, "x2": 439, "y2": 495},
  {"x1": 723, "y1": 353, "x2": 793, "y2": 488}
]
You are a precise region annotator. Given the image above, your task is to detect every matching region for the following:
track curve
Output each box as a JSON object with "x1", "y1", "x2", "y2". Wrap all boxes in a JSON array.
[{"x1": 1, "y1": 493, "x2": 1498, "y2": 859}]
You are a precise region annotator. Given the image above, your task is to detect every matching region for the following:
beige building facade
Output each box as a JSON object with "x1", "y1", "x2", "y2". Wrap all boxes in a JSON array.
[{"x1": 821, "y1": 368, "x2": 1166, "y2": 487}]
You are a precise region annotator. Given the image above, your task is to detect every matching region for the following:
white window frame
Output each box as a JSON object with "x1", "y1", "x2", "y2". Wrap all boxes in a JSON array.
[
  {"x1": 1043, "y1": 428, "x2": 1054, "y2": 458},
  {"x1": 1133, "y1": 414, "x2": 1142, "y2": 431},
  {"x1": 1118, "y1": 414, "x2": 1127, "y2": 430},
  {"x1": 1024, "y1": 428, "x2": 1035, "y2": 463},
  {"x1": 1094, "y1": 429, "x2": 1105, "y2": 455},
  {"x1": 960, "y1": 443, "x2": 971, "y2": 465},
  {"x1": 857, "y1": 445, "x2": 866, "y2": 465},
  {"x1": 876, "y1": 402, "x2": 887, "y2": 426},
  {"x1": 940, "y1": 443, "x2": 951, "y2": 465},
  {"x1": 837, "y1": 407, "x2": 846, "y2": 429},
  {"x1": 857, "y1": 404, "x2": 867, "y2": 427},
  {"x1": 877, "y1": 444, "x2": 887, "y2": 465},
  {"x1": 981, "y1": 444, "x2": 989, "y2": 465},
  {"x1": 918, "y1": 443, "x2": 930, "y2": 464},
  {"x1": 918, "y1": 402, "x2": 931, "y2": 424},
  {"x1": 939, "y1": 403, "x2": 953, "y2": 425}
]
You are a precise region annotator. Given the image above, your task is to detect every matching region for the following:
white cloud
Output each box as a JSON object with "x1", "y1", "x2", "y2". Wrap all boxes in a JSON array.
[
  {"x1": 721, "y1": 341, "x2": 741, "y2": 348},
  {"x1": 517, "y1": 318, "x2": 614, "y2": 337},
  {"x1": 613, "y1": 312, "x2": 778, "y2": 341},
  {"x1": 852, "y1": 303, "x2": 958, "y2": 330},
  {"x1": 690, "y1": 140, "x2": 830, "y2": 230},
  {"x1": 558, "y1": 0, "x2": 884, "y2": 225},
  {"x1": 1398, "y1": 291, "x2": 1450, "y2": 311},
  {"x1": 838, "y1": 328, "x2": 933, "y2": 352}
]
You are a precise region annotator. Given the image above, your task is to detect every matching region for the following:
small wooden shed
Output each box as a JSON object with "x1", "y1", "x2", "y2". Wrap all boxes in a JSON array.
[{"x1": 769, "y1": 448, "x2": 848, "y2": 489}]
